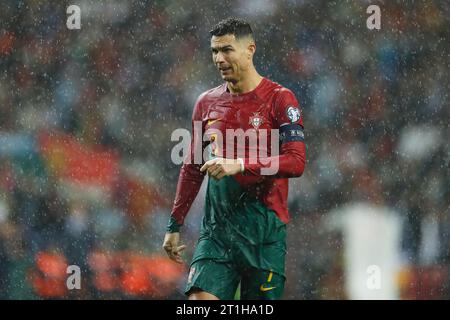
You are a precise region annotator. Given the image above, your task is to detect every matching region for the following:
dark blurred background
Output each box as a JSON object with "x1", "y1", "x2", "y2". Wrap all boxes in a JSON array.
[{"x1": 0, "y1": 0, "x2": 448, "y2": 299}]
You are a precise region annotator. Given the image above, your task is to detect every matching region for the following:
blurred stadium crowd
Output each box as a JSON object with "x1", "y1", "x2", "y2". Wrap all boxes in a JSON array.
[{"x1": 0, "y1": 0, "x2": 449, "y2": 299}]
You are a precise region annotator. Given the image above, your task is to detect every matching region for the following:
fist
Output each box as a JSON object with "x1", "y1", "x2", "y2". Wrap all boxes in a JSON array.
[
  {"x1": 162, "y1": 232, "x2": 186, "y2": 264},
  {"x1": 200, "y1": 158, "x2": 243, "y2": 180}
]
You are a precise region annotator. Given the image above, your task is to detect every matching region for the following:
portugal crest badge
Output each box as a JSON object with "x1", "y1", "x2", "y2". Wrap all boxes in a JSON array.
[{"x1": 249, "y1": 112, "x2": 263, "y2": 130}]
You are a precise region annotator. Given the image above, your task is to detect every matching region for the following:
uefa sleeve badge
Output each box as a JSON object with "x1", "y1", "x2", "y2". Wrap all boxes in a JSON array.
[{"x1": 286, "y1": 106, "x2": 301, "y2": 123}]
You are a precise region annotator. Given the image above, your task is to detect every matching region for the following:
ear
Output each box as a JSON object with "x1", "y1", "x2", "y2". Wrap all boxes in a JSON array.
[{"x1": 247, "y1": 42, "x2": 256, "y2": 59}]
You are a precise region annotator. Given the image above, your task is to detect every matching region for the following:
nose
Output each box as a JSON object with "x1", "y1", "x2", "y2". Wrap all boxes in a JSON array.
[{"x1": 214, "y1": 51, "x2": 226, "y2": 65}]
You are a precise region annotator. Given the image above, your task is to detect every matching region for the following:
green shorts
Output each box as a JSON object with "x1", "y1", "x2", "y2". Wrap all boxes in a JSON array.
[
  {"x1": 185, "y1": 177, "x2": 287, "y2": 300},
  {"x1": 185, "y1": 251, "x2": 286, "y2": 300}
]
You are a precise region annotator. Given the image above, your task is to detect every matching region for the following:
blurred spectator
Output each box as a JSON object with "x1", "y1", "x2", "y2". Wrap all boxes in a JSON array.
[{"x1": 0, "y1": 0, "x2": 448, "y2": 299}]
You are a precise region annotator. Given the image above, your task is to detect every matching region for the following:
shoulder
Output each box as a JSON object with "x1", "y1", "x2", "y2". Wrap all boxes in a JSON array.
[
  {"x1": 191, "y1": 84, "x2": 226, "y2": 118},
  {"x1": 261, "y1": 79, "x2": 303, "y2": 126},
  {"x1": 259, "y1": 79, "x2": 299, "y2": 111},
  {"x1": 271, "y1": 82, "x2": 297, "y2": 103},
  {"x1": 258, "y1": 78, "x2": 298, "y2": 103},
  {"x1": 196, "y1": 83, "x2": 226, "y2": 105}
]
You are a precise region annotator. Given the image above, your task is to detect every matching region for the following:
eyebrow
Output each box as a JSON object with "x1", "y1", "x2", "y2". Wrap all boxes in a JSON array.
[{"x1": 211, "y1": 45, "x2": 234, "y2": 51}]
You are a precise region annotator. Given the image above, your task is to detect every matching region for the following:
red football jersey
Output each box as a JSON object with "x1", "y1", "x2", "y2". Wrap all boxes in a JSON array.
[{"x1": 168, "y1": 77, "x2": 306, "y2": 231}]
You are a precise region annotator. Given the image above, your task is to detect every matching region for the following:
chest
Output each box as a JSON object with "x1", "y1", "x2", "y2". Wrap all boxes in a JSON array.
[{"x1": 203, "y1": 97, "x2": 275, "y2": 132}]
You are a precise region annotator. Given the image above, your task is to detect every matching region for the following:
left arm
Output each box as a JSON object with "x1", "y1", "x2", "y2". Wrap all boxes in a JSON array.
[{"x1": 201, "y1": 88, "x2": 306, "y2": 179}]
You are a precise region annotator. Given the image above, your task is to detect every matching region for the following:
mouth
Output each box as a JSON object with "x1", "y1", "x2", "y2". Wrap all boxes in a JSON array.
[{"x1": 218, "y1": 67, "x2": 232, "y2": 73}]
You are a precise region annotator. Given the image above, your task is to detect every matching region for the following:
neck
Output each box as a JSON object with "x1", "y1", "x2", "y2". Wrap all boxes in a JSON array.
[{"x1": 227, "y1": 67, "x2": 263, "y2": 94}]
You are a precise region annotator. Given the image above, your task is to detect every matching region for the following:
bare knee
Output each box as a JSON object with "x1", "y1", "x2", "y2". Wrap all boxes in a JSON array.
[{"x1": 188, "y1": 290, "x2": 219, "y2": 300}]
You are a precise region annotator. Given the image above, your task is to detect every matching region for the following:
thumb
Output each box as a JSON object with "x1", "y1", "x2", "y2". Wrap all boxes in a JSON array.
[
  {"x1": 174, "y1": 244, "x2": 187, "y2": 254},
  {"x1": 200, "y1": 159, "x2": 218, "y2": 172}
]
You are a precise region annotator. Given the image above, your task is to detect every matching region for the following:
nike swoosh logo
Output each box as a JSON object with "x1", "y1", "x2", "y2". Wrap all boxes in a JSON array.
[
  {"x1": 260, "y1": 285, "x2": 276, "y2": 292},
  {"x1": 207, "y1": 118, "x2": 222, "y2": 126}
]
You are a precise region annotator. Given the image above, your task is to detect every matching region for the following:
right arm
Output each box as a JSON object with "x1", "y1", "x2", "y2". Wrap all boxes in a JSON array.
[{"x1": 163, "y1": 97, "x2": 206, "y2": 263}]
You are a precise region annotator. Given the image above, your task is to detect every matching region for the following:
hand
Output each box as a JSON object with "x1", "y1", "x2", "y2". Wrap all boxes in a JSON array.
[
  {"x1": 162, "y1": 232, "x2": 187, "y2": 264},
  {"x1": 200, "y1": 158, "x2": 243, "y2": 180}
]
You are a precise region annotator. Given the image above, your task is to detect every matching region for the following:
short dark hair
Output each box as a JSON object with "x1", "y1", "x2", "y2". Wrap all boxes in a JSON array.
[{"x1": 209, "y1": 17, "x2": 254, "y2": 40}]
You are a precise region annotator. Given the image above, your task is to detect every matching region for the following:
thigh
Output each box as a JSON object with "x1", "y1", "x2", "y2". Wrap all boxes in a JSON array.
[
  {"x1": 240, "y1": 268, "x2": 285, "y2": 300},
  {"x1": 185, "y1": 259, "x2": 240, "y2": 300},
  {"x1": 232, "y1": 216, "x2": 287, "y2": 281},
  {"x1": 238, "y1": 233, "x2": 287, "y2": 300}
]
